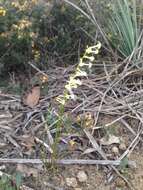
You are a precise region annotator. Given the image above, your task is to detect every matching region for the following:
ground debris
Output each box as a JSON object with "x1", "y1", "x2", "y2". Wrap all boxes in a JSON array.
[
  {"x1": 77, "y1": 171, "x2": 88, "y2": 182},
  {"x1": 66, "y1": 177, "x2": 78, "y2": 188}
]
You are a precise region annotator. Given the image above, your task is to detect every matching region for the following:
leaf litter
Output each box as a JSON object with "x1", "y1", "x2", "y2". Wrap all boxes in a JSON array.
[{"x1": 0, "y1": 62, "x2": 143, "y2": 189}]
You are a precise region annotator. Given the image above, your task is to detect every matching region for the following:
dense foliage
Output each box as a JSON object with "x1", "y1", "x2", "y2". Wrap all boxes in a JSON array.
[{"x1": 0, "y1": 0, "x2": 94, "y2": 74}]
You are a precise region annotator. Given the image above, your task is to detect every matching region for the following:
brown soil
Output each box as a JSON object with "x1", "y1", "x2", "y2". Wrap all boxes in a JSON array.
[{"x1": 17, "y1": 151, "x2": 143, "y2": 190}]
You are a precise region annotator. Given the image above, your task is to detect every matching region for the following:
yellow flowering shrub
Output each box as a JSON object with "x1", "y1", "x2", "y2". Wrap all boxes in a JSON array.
[
  {"x1": 0, "y1": 0, "x2": 47, "y2": 73},
  {"x1": 0, "y1": 7, "x2": 6, "y2": 16},
  {"x1": 0, "y1": 0, "x2": 95, "y2": 74}
]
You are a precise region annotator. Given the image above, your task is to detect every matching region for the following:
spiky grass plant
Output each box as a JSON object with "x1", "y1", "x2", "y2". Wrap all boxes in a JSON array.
[
  {"x1": 107, "y1": 0, "x2": 142, "y2": 58},
  {"x1": 64, "y1": 0, "x2": 143, "y2": 61}
]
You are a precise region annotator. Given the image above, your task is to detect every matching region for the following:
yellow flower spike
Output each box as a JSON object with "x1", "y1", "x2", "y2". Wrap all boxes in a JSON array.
[
  {"x1": 67, "y1": 82, "x2": 80, "y2": 89},
  {"x1": 69, "y1": 75, "x2": 75, "y2": 82},
  {"x1": 67, "y1": 77, "x2": 81, "y2": 89},
  {"x1": 65, "y1": 84, "x2": 71, "y2": 91},
  {"x1": 79, "y1": 58, "x2": 85, "y2": 67},
  {"x1": 86, "y1": 42, "x2": 101, "y2": 54},
  {"x1": 56, "y1": 42, "x2": 101, "y2": 105},
  {"x1": 75, "y1": 68, "x2": 87, "y2": 77},
  {"x1": 66, "y1": 82, "x2": 77, "y2": 89},
  {"x1": 86, "y1": 46, "x2": 93, "y2": 54},
  {"x1": 83, "y1": 55, "x2": 95, "y2": 62}
]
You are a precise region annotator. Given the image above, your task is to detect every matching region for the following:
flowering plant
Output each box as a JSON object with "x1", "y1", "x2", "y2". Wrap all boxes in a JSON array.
[{"x1": 56, "y1": 42, "x2": 101, "y2": 106}]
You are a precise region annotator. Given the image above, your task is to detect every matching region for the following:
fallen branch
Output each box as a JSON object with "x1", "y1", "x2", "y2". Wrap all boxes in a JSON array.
[{"x1": 0, "y1": 158, "x2": 136, "y2": 167}]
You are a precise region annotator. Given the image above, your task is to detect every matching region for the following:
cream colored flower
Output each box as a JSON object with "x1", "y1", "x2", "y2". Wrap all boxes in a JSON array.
[
  {"x1": 84, "y1": 55, "x2": 95, "y2": 62},
  {"x1": 75, "y1": 68, "x2": 87, "y2": 77}
]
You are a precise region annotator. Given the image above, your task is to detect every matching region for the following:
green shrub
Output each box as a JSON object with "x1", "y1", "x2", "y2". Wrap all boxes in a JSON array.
[
  {"x1": 40, "y1": 2, "x2": 95, "y2": 65},
  {"x1": 0, "y1": 0, "x2": 95, "y2": 75}
]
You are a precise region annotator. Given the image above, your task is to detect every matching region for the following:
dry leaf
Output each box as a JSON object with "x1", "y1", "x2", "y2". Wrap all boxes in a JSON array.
[
  {"x1": 100, "y1": 134, "x2": 120, "y2": 146},
  {"x1": 20, "y1": 135, "x2": 35, "y2": 150},
  {"x1": 76, "y1": 112, "x2": 94, "y2": 128},
  {"x1": 22, "y1": 85, "x2": 40, "y2": 108}
]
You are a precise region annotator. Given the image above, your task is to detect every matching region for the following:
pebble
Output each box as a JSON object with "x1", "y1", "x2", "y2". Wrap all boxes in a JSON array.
[
  {"x1": 66, "y1": 177, "x2": 78, "y2": 188},
  {"x1": 116, "y1": 178, "x2": 126, "y2": 187},
  {"x1": 119, "y1": 143, "x2": 126, "y2": 151},
  {"x1": 111, "y1": 146, "x2": 119, "y2": 155},
  {"x1": 77, "y1": 171, "x2": 88, "y2": 182}
]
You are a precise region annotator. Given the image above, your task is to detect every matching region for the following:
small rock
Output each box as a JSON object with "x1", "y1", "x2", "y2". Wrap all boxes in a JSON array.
[
  {"x1": 100, "y1": 134, "x2": 120, "y2": 145},
  {"x1": 66, "y1": 177, "x2": 78, "y2": 188},
  {"x1": 111, "y1": 146, "x2": 119, "y2": 155},
  {"x1": 116, "y1": 178, "x2": 126, "y2": 187},
  {"x1": 75, "y1": 188, "x2": 82, "y2": 190},
  {"x1": 119, "y1": 143, "x2": 126, "y2": 151},
  {"x1": 77, "y1": 171, "x2": 88, "y2": 182}
]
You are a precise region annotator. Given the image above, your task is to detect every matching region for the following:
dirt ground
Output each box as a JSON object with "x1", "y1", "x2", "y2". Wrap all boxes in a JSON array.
[
  {"x1": 34, "y1": 151, "x2": 143, "y2": 190},
  {"x1": 0, "y1": 70, "x2": 143, "y2": 190},
  {"x1": 13, "y1": 150, "x2": 142, "y2": 190}
]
